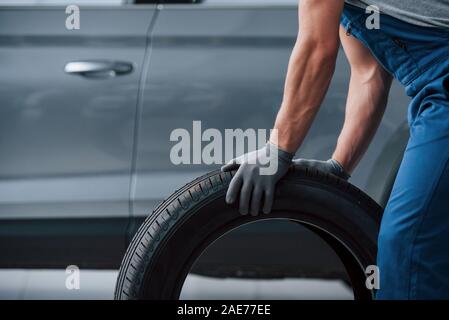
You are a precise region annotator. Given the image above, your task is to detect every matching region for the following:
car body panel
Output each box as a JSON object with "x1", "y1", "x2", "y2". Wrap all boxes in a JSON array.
[
  {"x1": 0, "y1": 4, "x2": 155, "y2": 267},
  {"x1": 0, "y1": 6, "x2": 155, "y2": 219}
]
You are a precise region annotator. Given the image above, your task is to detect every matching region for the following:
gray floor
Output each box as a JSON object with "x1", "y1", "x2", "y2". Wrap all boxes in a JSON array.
[{"x1": 0, "y1": 269, "x2": 353, "y2": 300}]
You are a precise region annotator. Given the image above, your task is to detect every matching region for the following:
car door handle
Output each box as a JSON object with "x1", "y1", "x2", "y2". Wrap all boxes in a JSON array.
[{"x1": 64, "y1": 60, "x2": 134, "y2": 79}]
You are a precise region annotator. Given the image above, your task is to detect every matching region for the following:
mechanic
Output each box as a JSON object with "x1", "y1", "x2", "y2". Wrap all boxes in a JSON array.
[{"x1": 222, "y1": 0, "x2": 449, "y2": 299}]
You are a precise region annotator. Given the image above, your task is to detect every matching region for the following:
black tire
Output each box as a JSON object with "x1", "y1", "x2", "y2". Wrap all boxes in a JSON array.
[{"x1": 115, "y1": 165, "x2": 382, "y2": 300}]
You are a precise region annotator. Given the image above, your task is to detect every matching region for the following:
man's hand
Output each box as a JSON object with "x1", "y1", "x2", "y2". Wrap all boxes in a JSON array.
[
  {"x1": 292, "y1": 158, "x2": 350, "y2": 180},
  {"x1": 221, "y1": 142, "x2": 294, "y2": 215}
]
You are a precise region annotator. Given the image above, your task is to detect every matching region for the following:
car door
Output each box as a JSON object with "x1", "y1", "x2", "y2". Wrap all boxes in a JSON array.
[{"x1": 0, "y1": 0, "x2": 156, "y2": 268}]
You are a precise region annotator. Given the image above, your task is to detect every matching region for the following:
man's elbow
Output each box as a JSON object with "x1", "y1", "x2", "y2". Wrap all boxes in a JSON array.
[{"x1": 295, "y1": 36, "x2": 339, "y2": 67}]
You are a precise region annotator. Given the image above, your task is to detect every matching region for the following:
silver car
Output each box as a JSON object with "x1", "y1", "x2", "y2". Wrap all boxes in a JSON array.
[{"x1": 0, "y1": 0, "x2": 409, "y2": 282}]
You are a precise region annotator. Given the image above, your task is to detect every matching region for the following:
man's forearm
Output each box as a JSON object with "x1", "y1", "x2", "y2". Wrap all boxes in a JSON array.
[
  {"x1": 270, "y1": 40, "x2": 338, "y2": 153},
  {"x1": 269, "y1": 0, "x2": 344, "y2": 153},
  {"x1": 332, "y1": 66, "x2": 392, "y2": 173}
]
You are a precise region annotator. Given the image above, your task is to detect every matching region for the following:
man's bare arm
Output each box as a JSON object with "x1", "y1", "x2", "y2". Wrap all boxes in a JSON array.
[
  {"x1": 270, "y1": 0, "x2": 345, "y2": 153},
  {"x1": 332, "y1": 26, "x2": 393, "y2": 173}
]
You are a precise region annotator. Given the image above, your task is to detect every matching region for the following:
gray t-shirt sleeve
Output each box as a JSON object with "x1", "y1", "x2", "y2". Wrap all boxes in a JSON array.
[{"x1": 345, "y1": 0, "x2": 449, "y2": 29}]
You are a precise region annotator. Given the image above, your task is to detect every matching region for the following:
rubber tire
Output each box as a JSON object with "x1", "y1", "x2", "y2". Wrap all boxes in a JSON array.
[{"x1": 115, "y1": 165, "x2": 382, "y2": 300}]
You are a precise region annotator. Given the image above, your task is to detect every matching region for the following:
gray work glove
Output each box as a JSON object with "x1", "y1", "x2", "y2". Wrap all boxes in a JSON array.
[
  {"x1": 292, "y1": 158, "x2": 350, "y2": 180},
  {"x1": 221, "y1": 142, "x2": 294, "y2": 215}
]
